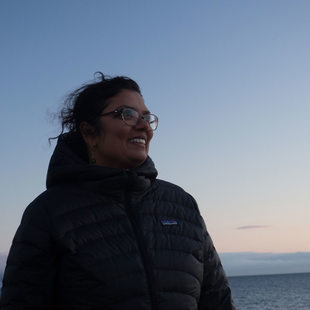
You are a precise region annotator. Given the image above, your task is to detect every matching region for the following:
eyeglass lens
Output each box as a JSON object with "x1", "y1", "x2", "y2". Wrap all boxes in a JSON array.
[{"x1": 121, "y1": 108, "x2": 158, "y2": 130}]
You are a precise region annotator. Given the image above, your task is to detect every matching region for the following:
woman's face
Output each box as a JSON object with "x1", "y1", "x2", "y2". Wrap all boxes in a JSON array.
[{"x1": 90, "y1": 89, "x2": 154, "y2": 169}]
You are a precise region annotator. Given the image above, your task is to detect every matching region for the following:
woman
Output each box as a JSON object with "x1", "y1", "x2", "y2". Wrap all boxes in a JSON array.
[{"x1": 1, "y1": 73, "x2": 235, "y2": 309}]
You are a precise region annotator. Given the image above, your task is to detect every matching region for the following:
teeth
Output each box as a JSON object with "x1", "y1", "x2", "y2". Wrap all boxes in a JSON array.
[{"x1": 131, "y1": 138, "x2": 146, "y2": 144}]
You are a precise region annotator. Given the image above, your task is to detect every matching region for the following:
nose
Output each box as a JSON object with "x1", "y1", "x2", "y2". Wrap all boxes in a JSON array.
[{"x1": 135, "y1": 116, "x2": 151, "y2": 130}]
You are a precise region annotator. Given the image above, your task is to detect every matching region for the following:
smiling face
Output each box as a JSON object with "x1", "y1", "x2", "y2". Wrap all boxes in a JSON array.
[{"x1": 83, "y1": 89, "x2": 153, "y2": 169}]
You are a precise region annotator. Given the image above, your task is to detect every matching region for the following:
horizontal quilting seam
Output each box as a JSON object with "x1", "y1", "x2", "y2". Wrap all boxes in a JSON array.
[
  {"x1": 156, "y1": 267, "x2": 202, "y2": 286},
  {"x1": 158, "y1": 289, "x2": 199, "y2": 301},
  {"x1": 152, "y1": 247, "x2": 194, "y2": 256},
  {"x1": 1, "y1": 277, "x2": 20, "y2": 287},
  {"x1": 108, "y1": 269, "x2": 145, "y2": 282},
  {"x1": 151, "y1": 248, "x2": 203, "y2": 263},
  {"x1": 11, "y1": 240, "x2": 51, "y2": 255},
  {"x1": 55, "y1": 201, "x2": 112, "y2": 219},
  {"x1": 6, "y1": 277, "x2": 52, "y2": 288},
  {"x1": 82, "y1": 266, "x2": 146, "y2": 288},
  {"x1": 21, "y1": 222, "x2": 51, "y2": 234},
  {"x1": 112, "y1": 292, "x2": 149, "y2": 306},
  {"x1": 147, "y1": 229, "x2": 203, "y2": 243},
  {"x1": 57, "y1": 215, "x2": 129, "y2": 240},
  {"x1": 137, "y1": 213, "x2": 202, "y2": 230},
  {"x1": 70, "y1": 251, "x2": 141, "y2": 285},
  {"x1": 83, "y1": 248, "x2": 140, "y2": 265},
  {"x1": 4, "y1": 260, "x2": 51, "y2": 270},
  {"x1": 77, "y1": 230, "x2": 135, "y2": 250}
]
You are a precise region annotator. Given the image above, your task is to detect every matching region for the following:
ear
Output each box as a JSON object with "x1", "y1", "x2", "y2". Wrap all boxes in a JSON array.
[{"x1": 79, "y1": 121, "x2": 98, "y2": 149}]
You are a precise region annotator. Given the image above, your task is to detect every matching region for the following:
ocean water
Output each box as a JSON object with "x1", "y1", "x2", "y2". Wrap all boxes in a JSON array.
[{"x1": 228, "y1": 272, "x2": 310, "y2": 309}]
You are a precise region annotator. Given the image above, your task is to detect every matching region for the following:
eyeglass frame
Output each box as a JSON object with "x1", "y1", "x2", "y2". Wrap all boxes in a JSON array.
[{"x1": 99, "y1": 107, "x2": 158, "y2": 131}]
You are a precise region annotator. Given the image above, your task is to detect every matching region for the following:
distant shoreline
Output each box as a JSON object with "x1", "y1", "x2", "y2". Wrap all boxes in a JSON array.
[{"x1": 228, "y1": 271, "x2": 310, "y2": 278}]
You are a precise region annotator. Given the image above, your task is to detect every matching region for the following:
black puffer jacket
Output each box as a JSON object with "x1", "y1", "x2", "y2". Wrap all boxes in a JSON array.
[{"x1": 1, "y1": 134, "x2": 235, "y2": 310}]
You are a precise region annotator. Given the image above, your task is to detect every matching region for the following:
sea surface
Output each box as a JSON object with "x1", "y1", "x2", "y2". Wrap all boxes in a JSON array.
[{"x1": 228, "y1": 272, "x2": 310, "y2": 309}]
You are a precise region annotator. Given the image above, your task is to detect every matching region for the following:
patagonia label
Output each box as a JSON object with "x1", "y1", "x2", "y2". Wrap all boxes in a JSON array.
[{"x1": 160, "y1": 219, "x2": 178, "y2": 226}]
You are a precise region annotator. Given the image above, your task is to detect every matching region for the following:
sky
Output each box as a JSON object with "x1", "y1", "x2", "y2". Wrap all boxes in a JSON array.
[{"x1": 1, "y1": 1, "x2": 310, "y2": 275}]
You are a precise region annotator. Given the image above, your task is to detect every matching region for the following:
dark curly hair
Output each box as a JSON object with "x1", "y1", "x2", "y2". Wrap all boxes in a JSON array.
[{"x1": 52, "y1": 72, "x2": 141, "y2": 140}]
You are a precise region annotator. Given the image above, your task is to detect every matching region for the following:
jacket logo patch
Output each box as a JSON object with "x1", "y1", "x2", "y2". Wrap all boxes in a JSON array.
[{"x1": 161, "y1": 219, "x2": 178, "y2": 226}]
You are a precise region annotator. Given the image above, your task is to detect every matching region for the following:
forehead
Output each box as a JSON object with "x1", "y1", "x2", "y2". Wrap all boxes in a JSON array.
[{"x1": 105, "y1": 89, "x2": 149, "y2": 112}]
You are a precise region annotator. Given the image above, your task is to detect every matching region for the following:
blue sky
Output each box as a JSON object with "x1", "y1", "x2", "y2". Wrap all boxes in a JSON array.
[{"x1": 1, "y1": 1, "x2": 310, "y2": 275}]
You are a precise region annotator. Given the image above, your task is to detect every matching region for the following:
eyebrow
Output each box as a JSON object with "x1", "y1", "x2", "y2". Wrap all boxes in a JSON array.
[{"x1": 116, "y1": 105, "x2": 150, "y2": 114}]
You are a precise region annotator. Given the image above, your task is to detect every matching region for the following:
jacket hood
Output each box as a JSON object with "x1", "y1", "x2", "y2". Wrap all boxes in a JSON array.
[{"x1": 46, "y1": 133, "x2": 158, "y2": 193}]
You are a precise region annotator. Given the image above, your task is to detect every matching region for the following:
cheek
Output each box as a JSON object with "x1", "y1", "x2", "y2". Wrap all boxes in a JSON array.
[
  {"x1": 146, "y1": 132, "x2": 153, "y2": 150},
  {"x1": 107, "y1": 127, "x2": 127, "y2": 143},
  {"x1": 148, "y1": 132, "x2": 154, "y2": 143}
]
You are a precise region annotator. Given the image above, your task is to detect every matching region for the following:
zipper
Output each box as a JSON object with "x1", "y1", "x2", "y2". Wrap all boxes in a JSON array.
[{"x1": 124, "y1": 174, "x2": 158, "y2": 310}]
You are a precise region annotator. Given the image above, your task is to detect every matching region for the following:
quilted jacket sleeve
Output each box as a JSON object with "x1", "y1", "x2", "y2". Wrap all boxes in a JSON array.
[
  {"x1": 198, "y1": 231, "x2": 235, "y2": 310},
  {"x1": 0, "y1": 200, "x2": 57, "y2": 310}
]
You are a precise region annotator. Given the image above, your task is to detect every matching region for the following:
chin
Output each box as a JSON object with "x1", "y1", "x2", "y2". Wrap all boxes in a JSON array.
[{"x1": 127, "y1": 154, "x2": 147, "y2": 169}]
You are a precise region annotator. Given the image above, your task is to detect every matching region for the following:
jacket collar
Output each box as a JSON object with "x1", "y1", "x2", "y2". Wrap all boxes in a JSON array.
[{"x1": 46, "y1": 133, "x2": 158, "y2": 196}]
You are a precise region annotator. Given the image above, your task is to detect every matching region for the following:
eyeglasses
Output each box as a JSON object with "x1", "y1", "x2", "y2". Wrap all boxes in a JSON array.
[{"x1": 100, "y1": 107, "x2": 158, "y2": 131}]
